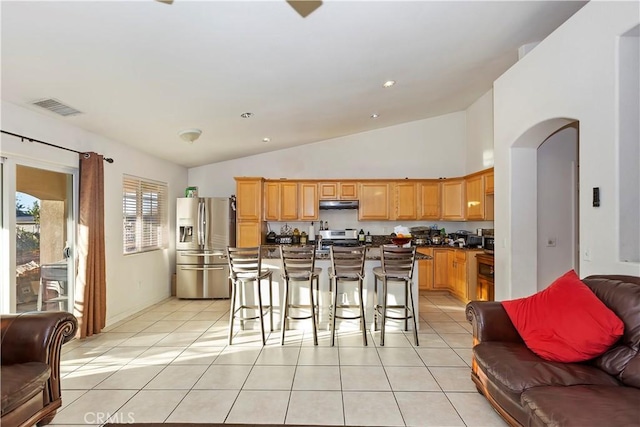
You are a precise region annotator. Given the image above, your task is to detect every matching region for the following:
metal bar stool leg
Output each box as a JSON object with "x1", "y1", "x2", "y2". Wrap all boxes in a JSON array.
[
  {"x1": 257, "y1": 278, "x2": 266, "y2": 345},
  {"x1": 331, "y1": 278, "x2": 339, "y2": 347},
  {"x1": 358, "y1": 278, "x2": 367, "y2": 346},
  {"x1": 408, "y1": 280, "x2": 419, "y2": 346},
  {"x1": 373, "y1": 275, "x2": 379, "y2": 332},
  {"x1": 228, "y1": 280, "x2": 238, "y2": 345},
  {"x1": 405, "y1": 280, "x2": 409, "y2": 332},
  {"x1": 281, "y1": 279, "x2": 290, "y2": 345},
  {"x1": 380, "y1": 277, "x2": 388, "y2": 346},
  {"x1": 309, "y1": 277, "x2": 318, "y2": 346},
  {"x1": 268, "y1": 275, "x2": 274, "y2": 332}
]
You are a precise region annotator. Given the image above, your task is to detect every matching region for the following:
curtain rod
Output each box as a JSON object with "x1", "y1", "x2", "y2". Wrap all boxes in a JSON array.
[{"x1": 1, "y1": 129, "x2": 114, "y2": 163}]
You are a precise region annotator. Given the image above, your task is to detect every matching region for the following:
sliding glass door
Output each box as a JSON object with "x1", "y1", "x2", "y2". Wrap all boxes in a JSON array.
[{"x1": 1, "y1": 159, "x2": 76, "y2": 313}]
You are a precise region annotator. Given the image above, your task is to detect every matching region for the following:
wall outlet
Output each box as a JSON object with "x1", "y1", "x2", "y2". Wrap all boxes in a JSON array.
[{"x1": 546, "y1": 237, "x2": 557, "y2": 247}]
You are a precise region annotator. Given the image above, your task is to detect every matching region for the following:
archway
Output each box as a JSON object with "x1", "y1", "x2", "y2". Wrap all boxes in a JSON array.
[{"x1": 507, "y1": 118, "x2": 579, "y2": 297}]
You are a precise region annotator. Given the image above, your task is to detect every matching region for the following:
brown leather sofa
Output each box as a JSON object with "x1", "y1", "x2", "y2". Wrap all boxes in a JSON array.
[
  {"x1": 466, "y1": 275, "x2": 640, "y2": 427},
  {"x1": 1, "y1": 311, "x2": 78, "y2": 427}
]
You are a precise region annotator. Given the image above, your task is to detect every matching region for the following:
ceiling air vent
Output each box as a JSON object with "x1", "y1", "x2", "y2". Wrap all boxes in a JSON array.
[{"x1": 31, "y1": 98, "x2": 83, "y2": 117}]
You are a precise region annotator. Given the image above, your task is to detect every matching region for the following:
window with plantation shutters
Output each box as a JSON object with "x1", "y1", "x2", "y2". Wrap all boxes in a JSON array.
[{"x1": 123, "y1": 175, "x2": 168, "y2": 254}]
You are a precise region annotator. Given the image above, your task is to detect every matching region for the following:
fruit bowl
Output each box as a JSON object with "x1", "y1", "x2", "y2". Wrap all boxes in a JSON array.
[{"x1": 391, "y1": 236, "x2": 412, "y2": 246}]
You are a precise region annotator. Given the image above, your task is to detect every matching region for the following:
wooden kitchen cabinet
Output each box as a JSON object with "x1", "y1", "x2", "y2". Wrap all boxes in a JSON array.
[
  {"x1": 279, "y1": 182, "x2": 298, "y2": 220},
  {"x1": 319, "y1": 181, "x2": 358, "y2": 200},
  {"x1": 465, "y1": 174, "x2": 485, "y2": 220},
  {"x1": 235, "y1": 177, "x2": 263, "y2": 221},
  {"x1": 417, "y1": 247, "x2": 434, "y2": 290},
  {"x1": 441, "y1": 179, "x2": 465, "y2": 220},
  {"x1": 433, "y1": 248, "x2": 452, "y2": 290},
  {"x1": 264, "y1": 181, "x2": 280, "y2": 221},
  {"x1": 394, "y1": 182, "x2": 418, "y2": 220},
  {"x1": 236, "y1": 221, "x2": 263, "y2": 248},
  {"x1": 485, "y1": 170, "x2": 494, "y2": 194},
  {"x1": 418, "y1": 181, "x2": 441, "y2": 220},
  {"x1": 299, "y1": 182, "x2": 319, "y2": 220},
  {"x1": 449, "y1": 250, "x2": 468, "y2": 300},
  {"x1": 358, "y1": 182, "x2": 390, "y2": 220}
]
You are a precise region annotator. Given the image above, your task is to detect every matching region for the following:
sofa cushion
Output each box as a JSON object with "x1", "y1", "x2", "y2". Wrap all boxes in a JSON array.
[
  {"x1": 502, "y1": 270, "x2": 624, "y2": 363},
  {"x1": 584, "y1": 275, "x2": 640, "y2": 388},
  {"x1": 474, "y1": 342, "x2": 621, "y2": 396},
  {"x1": 1, "y1": 362, "x2": 50, "y2": 416},
  {"x1": 522, "y1": 385, "x2": 640, "y2": 427}
]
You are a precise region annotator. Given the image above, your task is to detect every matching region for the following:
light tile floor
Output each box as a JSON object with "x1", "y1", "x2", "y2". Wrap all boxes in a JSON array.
[{"x1": 52, "y1": 293, "x2": 507, "y2": 426}]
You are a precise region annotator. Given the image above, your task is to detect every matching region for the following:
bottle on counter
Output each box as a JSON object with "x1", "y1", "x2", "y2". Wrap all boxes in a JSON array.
[
  {"x1": 358, "y1": 229, "x2": 365, "y2": 243},
  {"x1": 324, "y1": 220, "x2": 329, "y2": 230},
  {"x1": 319, "y1": 221, "x2": 324, "y2": 231},
  {"x1": 365, "y1": 231, "x2": 372, "y2": 244}
]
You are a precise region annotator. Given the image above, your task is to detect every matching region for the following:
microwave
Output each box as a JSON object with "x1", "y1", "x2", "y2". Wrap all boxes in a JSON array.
[{"x1": 466, "y1": 235, "x2": 483, "y2": 248}]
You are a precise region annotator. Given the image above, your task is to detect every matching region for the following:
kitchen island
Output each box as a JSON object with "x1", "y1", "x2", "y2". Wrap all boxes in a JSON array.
[{"x1": 257, "y1": 245, "x2": 430, "y2": 332}]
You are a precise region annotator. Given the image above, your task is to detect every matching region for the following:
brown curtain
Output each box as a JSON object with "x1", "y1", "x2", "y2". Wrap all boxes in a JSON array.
[{"x1": 74, "y1": 152, "x2": 106, "y2": 338}]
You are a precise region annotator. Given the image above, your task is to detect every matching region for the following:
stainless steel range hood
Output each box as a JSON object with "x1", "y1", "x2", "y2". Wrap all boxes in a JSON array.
[{"x1": 318, "y1": 200, "x2": 359, "y2": 210}]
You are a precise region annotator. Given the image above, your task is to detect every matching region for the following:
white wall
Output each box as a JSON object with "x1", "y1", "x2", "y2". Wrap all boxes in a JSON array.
[
  {"x1": 537, "y1": 126, "x2": 578, "y2": 290},
  {"x1": 189, "y1": 112, "x2": 468, "y2": 197},
  {"x1": 466, "y1": 89, "x2": 494, "y2": 174},
  {"x1": 494, "y1": 2, "x2": 640, "y2": 299},
  {"x1": 1, "y1": 101, "x2": 188, "y2": 324}
]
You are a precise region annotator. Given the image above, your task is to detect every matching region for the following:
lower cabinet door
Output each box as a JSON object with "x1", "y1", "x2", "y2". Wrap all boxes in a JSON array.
[{"x1": 176, "y1": 264, "x2": 230, "y2": 299}]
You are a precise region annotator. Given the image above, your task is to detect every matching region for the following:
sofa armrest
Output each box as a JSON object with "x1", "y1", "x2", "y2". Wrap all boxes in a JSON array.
[
  {"x1": 466, "y1": 301, "x2": 523, "y2": 345},
  {"x1": 1, "y1": 312, "x2": 78, "y2": 408}
]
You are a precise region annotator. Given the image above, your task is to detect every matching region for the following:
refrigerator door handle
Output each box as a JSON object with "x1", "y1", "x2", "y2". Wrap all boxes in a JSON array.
[
  {"x1": 179, "y1": 252, "x2": 214, "y2": 257},
  {"x1": 179, "y1": 266, "x2": 225, "y2": 271},
  {"x1": 197, "y1": 200, "x2": 204, "y2": 246},
  {"x1": 202, "y1": 199, "x2": 209, "y2": 248}
]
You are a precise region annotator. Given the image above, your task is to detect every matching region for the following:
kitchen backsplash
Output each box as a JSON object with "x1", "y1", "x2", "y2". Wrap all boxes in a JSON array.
[{"x1": 266, "y1": 209, "x2": 494, "y2": 236}]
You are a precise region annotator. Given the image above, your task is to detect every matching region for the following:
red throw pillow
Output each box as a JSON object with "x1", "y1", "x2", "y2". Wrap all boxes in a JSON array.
[{"x1": 501, "y1": 270, "x2": 624, "y2": 363}]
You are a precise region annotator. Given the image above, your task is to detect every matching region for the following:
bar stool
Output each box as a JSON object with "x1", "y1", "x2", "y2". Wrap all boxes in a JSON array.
[
  {"x1": 328, "y1": 246, "x2": 367, "y2": 346},
  {"x1": 372, "y1": 245, "x2": 419, "y2": 346},
  {"x1": 227, "y1": 246, "x2": 274, "y2": 345},
  {"x1": 280, "y1": 245, "x2": 322, "y2": 345}
]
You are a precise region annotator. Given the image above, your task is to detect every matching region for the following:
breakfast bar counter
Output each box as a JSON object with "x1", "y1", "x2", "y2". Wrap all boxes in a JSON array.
[{"x1": 256, "y1": 245, "x2": 428, "y2": 332}]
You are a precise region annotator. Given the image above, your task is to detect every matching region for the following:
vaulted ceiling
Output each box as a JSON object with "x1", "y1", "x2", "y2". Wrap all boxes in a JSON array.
[{"x1": 1, "y1": 1, "x2": 586, "y2": 167}]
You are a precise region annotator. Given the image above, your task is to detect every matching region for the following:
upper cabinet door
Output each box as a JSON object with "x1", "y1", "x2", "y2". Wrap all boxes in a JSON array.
[
  {"x1": 418, "y1": 181, "x2": 441, "y2": 220},
  {"x1": 358, "y1": 182, "x2": 390, "y2": 220},
  {"x1": 465, "y1": 175, "x2": 485, "y2": 220},
  {"x1": 485, "y1": 170, "x2": 494, "y2": 194},
  {"x1": 318, "y1": 182, "x2": 338, "y2": 199},
  {"x1": 339, "y1": 182, "x2": 358, "y2": 199},
  {"x1": 279, "y1": 182, "x2": 298, "y2": 220},
  {"x1": 441, "y1": 179, "x2": 465, "y2": 220},
  {"x1": 299, "y1": 182, "x2": 319, "y2": 220},
  {"x1": 394, "y1": 182, "x2": 418, "y2": 220},
  {"x1": 264, "y1": 181, "x2": 280, "y2": 221},
  {"x1": 235, "y1": 178, "x2": 262, "y2": 221}
]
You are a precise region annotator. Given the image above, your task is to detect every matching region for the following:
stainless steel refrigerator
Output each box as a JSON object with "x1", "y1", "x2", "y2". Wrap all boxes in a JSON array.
[{"x1": 176, "y1": 196, "x2": 236, "y2": 299}]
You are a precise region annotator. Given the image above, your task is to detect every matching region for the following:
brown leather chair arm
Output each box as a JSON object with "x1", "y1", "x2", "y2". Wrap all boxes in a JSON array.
[
  {"x1": 1, "y1": 312, "x2": 78, "y2": 408},
  {"x1": 466, "y1": 301, "x2": 523, "y2": 345}
]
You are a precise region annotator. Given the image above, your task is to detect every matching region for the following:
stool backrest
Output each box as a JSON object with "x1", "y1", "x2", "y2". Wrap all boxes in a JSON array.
[
  {"x1": 280, "y1": 246, "x2": 316, "y2": 279},
  {"x1": 330, "y1": 246, "x2": 366, "y2": 278},
  {"x1": 227, "y1": 246, "x2": 262, "y2": 279},
  {"x1": 380, "y1": 245, "x2": 416, "y2": 278}
]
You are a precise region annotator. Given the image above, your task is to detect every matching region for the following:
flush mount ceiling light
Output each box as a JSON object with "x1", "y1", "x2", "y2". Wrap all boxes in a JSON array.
[
  {"x1": 370, "y1": 113, "x2": 380, "y2": 119},
  {"x1": 262, "y1": 137, "x2": 271, "y2": 143},
  {"x1": 178, "y1": 129, "x2": 202, "y2": 144},
  {"x1": 383, "y1": 80, "x2": 396, "y2": 88},
  {"x1": 240, "y1": 112, "x2": 254, "y2": 119}
]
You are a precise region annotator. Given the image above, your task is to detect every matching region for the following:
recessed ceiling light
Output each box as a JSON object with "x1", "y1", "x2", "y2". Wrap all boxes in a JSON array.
[
  {"x1": 262, "y1": 137, "x2": 271, "y2": 143},
  {"x1": 240, "y1": 112, "x2": 253, "y2": 119},
  {"x1": 383, "y1": 80, "x2": 396, "y2": 88},
  {"x1": 371, "y1": 113, "x2": 380, "y2": 119}
]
